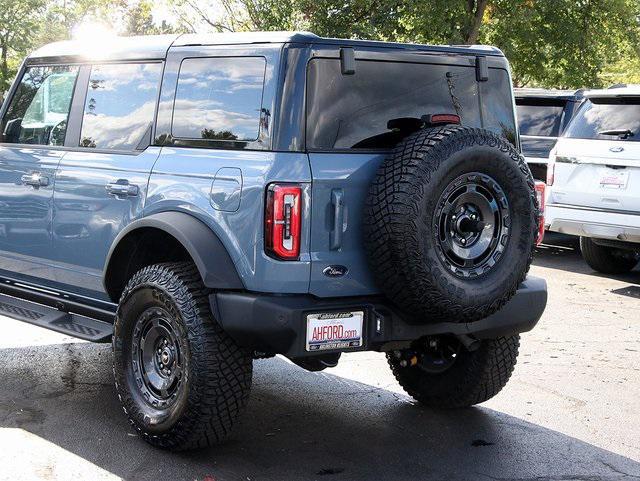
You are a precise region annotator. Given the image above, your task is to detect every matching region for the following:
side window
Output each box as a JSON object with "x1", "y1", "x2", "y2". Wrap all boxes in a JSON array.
[
  {"x1": 80, "y1": 62, "x2": 162, "y2": 150},
  {"x1": 1, "y1": 65, "x2": 79, "y2": 146},
  {"x1": 172, "y1": 56, "x2": 266, "y2": 141}
]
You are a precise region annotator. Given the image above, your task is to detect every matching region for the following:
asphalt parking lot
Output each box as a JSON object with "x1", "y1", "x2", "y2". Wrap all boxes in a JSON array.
[{"x1": 0, "y1": 239, "x2": 639, "y2": 481}]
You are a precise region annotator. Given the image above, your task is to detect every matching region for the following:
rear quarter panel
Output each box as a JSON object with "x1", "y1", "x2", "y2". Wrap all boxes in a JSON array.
[{"x1": 146, "y1": 149, "x2": 312, "y2": 293}]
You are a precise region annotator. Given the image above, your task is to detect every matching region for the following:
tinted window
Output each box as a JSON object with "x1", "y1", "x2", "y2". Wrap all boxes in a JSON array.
[
  {"x1": 80, "y1": 63, "x2": 161, "y2": 150},
  {"x1": 172, "y1": 57, "x2": 266, "y2": 141},
  {"x1": 479, "y1": 69, "x2": 517, "y2": 146},
  {"x1": 516, "y1": 102, "x2": 565, "y2": 137},
  {"x1": 2, "y1": 65, "x2": 78, "y2": 146},
  {"x1": 305, "y1": 59, "x2": 517, "y2": 150},
  {"x1": 564, "y1": 97, "x2": 640, "y2": 141}
]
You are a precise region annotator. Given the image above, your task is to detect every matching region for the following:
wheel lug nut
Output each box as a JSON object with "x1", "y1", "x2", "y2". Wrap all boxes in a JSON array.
[
  {"x1": 159, "y1": 363, "x2": 164, "y2": 368},
  {"x1": 461, "y1": 238, "x2": 466, "y2": 245}
]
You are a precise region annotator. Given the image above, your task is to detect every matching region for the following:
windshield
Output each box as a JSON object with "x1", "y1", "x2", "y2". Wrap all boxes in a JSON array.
[
  {"x1": 564, "y1": 97, "x2": 640, "y2": 141},
  {"x1": 516, "y1": 101, "x2": 565, "y2": 137}
]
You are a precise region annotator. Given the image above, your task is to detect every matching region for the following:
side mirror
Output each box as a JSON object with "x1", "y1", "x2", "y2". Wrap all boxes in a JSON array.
[{"x1": 3, "y1": 118, "x2": 22, "y2": 143}]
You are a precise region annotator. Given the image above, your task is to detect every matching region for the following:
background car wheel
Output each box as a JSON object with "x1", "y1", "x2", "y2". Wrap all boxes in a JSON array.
[
  {"x1": 388, "y1": 335, "x2": 520, "y2": 408},
  {"x1": 580, "y1": 237, "x2": 639, "y2": 274},
  {"x1": 112, "y1": 262, "x2": 252, "y2": 450},
  {"x1": 364, "y1": 125, "x2": 537, "y2": 323}
]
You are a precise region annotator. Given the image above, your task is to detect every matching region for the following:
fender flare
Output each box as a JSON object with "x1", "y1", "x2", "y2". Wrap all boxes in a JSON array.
[{"x1": 103, "y1": 212, "x2": 244, "y2": 293}]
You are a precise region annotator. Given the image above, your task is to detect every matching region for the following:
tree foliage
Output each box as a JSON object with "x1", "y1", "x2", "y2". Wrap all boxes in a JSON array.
[{"x1": 1, "y1": 0, "x2": 639, "y2": 97}]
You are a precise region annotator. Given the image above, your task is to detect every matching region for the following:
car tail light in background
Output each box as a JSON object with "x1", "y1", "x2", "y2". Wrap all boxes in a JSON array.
[
  {"x1": 546, "y1": 159, "x2": 555, "y2": 186},
  {"x1": 265, "y1": 184, "x2": 302, "y2": 260},
  {"x1": 534, "y1": 181, "x2": 546, "y2": 246}
]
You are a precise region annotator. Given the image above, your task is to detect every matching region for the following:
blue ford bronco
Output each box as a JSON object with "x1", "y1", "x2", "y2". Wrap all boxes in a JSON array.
[{"x1": 0, "y1": 32, "x2": 546, "y2": 450}]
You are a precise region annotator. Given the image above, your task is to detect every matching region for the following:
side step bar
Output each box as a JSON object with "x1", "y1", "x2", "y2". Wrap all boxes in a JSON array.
[{"x1": 0, "y1": 292, "x2": 113, "y2": 342}]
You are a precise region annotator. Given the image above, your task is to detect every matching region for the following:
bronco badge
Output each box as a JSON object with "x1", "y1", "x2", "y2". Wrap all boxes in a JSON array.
[{"x1": 323, "y1": 265, "x2": 348, "y2": 277}]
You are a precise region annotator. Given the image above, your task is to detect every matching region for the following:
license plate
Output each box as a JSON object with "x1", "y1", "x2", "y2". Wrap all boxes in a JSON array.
[
  {"x1": 306, "y1": 311, "x2": 363, "y2": 352},
  {"x1": 600, "y1": 170, "x2": 629, "y2": 189}
]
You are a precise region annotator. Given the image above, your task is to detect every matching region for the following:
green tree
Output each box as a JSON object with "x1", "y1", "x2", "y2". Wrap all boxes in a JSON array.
[
  {"x1": 0, "y1": 0, "x2": 46, "y2": 95},
  {"x1": 124, "y1": 0, "x2": 180, "y2": 35}
]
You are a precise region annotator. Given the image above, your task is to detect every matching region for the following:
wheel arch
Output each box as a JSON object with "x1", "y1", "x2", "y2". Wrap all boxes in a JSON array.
[{"x1": 103, "y1": 212, "x2": 244, "y2": 302}]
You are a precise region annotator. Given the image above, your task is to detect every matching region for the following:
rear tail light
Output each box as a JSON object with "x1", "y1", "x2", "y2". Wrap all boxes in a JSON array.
[
  {"x1": 534, "y1": 181, "x2": 546, "y2": 246},
  {"x1": 265, "y1": 184, "x2": 302, "y2": 260},
  {"x1": 546, "y1": 159, "x2": 555, "y2": 186}
]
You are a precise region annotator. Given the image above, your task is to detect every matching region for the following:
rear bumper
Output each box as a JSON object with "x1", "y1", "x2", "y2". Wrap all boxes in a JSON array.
[
  {"x1": 547, "y1": 203, "x2": 640, "y2": 243},
  {"x1": 211, "y1": 276, "x2": 547, "y2": 358}
]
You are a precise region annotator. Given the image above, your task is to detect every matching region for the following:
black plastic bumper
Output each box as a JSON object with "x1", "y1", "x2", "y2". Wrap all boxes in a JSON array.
[{"x1": 211, "y1": 276, "x2": 547, "y2": 358}]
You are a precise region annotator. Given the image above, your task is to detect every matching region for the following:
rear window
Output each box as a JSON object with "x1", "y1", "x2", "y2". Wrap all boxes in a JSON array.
[
  {"x1": 306, "y1": 59, "x2": 515, "y2": 150},
  {"x1": 516, "y1": 101, "x2": 566, "y2": 137},
  {"x1": 172, "y1": 56, "x2": 266, "y2": 141},
  {"x1": 564, "y1": 97, "x2": 640, "y2": 141}
]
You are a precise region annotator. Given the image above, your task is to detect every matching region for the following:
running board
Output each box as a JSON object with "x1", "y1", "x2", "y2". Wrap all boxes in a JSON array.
[{"x1": 0, "y1": 292, "x2": 113, "y2": 342}]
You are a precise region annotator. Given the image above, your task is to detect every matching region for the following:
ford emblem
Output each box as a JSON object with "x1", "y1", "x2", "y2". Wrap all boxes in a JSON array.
[
  {"x1": 610, "y1": 146, "x2": 624, "y2": 153},
  {"x1": 323, "y1": 265, "x2": 348, "y2": 277}
]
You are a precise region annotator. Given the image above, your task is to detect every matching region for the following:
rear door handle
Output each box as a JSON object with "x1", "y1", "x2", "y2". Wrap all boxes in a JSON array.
[
  {"x1": 106, "y1": 180, "x2": 139, "y2": 197},
  {"x1": 330, "y1": 189, "x2": 344, "y2": 250},
  {"x1": 21, "y1": 172, "x2": 49, "y2": 188}
]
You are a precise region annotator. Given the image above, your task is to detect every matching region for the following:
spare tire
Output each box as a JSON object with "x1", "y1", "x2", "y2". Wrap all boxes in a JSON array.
[{"x1": 364, "y1": 125, "x2": 537, "y2": 323}]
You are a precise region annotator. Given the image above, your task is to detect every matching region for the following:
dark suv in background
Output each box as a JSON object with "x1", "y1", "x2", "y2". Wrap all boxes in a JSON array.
[{"x1": 515, "y1": 88, "x2": 584, "y2": 181}]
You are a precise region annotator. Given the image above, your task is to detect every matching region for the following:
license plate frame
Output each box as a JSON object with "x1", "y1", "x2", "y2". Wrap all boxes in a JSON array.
[
  {"x1": 305, "y1": 311, "x2": 364, "y2": 352},
  {"x1": 599, "y1": 170, "x2": 629, "y2": 190}
]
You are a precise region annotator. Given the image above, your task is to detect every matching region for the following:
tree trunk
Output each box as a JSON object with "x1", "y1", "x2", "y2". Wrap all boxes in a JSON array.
[{"x1": 464, "y1": 0, "x2": 489, "y2": 44}]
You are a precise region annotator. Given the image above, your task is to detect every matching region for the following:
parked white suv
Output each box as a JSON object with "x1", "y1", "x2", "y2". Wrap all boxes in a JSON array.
[{"x1": 546, "y1": 86, "x2": 640, "y2": 274}]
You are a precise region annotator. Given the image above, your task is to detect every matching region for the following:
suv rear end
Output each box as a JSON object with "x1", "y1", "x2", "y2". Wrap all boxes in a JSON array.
[
  {"x1": 0, "y1": 33, "x2": 547, "y2": 451},
  {"x1": 546, "y1": 87, "x2": 640, "y2": 272},
  {"x1": 515, "y1": 88, "x2": 584, "y2": 181}
]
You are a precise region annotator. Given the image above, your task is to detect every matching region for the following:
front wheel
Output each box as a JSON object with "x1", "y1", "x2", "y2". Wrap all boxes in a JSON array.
[
  {"x1": 112, "y1": 262, "x2": 252, "y2": 450},
  {"x1": 388, "y1": 335, "x2": 520, "y2": 408},
  {"x1": 580, "y1": 237, "x2": 639, "y2": 274}
]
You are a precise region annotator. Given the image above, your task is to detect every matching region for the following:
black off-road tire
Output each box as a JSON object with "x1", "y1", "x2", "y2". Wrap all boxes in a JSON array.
[
  {"x1": 364, "y1": 126, "x2": 537, "y2": 323},
  {"x1": 388, "y1": 336, "x2": 520, "y2": 408},
  {"x1": 580, "y1": 237, "x2": 639, "y2": 274},
  {"x1": 112, "y1": 262, "x2": 252, "y2": 450}
]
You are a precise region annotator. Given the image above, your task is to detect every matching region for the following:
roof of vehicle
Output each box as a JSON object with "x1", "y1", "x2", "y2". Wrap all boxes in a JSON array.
[
  {"x1": 514, "y1": 87, "x2": 585, "y2": 101},
  {"x1": 27, "y1": 31, "x2": 504, "y2": 63},
  {"x1": 583, "y1": 85, "x2": 640, "y2": 98}
]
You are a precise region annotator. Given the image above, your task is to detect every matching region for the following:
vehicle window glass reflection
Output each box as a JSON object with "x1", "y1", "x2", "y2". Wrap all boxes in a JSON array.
[
  {"x1": 564, "y1": 98, "x2": 640, "y2": 141},
  {"x1": 80, "y1": 62, "x2": 162, "y2": 150},
  {"x1": 517, "y1": 103, "x2": 565, "y2": 137},
  {"x1": 1, "y1": 65, "x2": 78, "y2": 146},
  {"x1": 305, "y1": 59, "x2": 482, "y2": 150},
  {"x1": 172, "y1": 56, "x2": 266, "y2": 141}
]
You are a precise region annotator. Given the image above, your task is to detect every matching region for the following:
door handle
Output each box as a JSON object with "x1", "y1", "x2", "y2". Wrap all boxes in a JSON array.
[
  {"x1": 21, "y1": 172, "x2": 49, "y2": 188},
  {"x1": 106, "y1": 180, "x2": 139, "y2": 197},
  {"x1": 330, "y1": 189, "x2": 344, "y2": 250}
]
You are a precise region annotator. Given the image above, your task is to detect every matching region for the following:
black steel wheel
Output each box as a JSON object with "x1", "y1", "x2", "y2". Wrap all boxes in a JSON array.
[
  {"x1": 435, "y1": 172, "x2": 510, "y2": 278},
  {"x1": 113, "y1": 262, "x2": 252, "y2": 450},
  {"x1": 132, "y1": 308, "x2": 185, "y2": 409}
]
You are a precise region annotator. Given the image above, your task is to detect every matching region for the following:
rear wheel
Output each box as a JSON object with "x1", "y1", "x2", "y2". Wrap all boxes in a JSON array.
[
  {"x1": 580, "y1": 237, "x2": 639, "y2": 274},
  {"x1": 388, "y1": 335, "x2": 520, "y2": 408},
  {"x1": 112, "y1": 262, "x2": 252, "y2": 450}
]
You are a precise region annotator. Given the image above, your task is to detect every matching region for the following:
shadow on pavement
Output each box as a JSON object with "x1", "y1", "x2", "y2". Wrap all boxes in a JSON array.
[
  {"x1": 1, "y1": 342, "x2": 639, "y2": 481},
  {"x1": 534, "y1": 242, "x2": 640, "y2": 285}
]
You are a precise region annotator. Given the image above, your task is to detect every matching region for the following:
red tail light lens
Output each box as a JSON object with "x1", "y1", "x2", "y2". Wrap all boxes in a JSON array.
[
  {"x1": 534, "y1": 181, "x2": 546, "y2": 246},
  {"x1": 265, "y1": 184, "x2": 302, "y2": 260}
]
